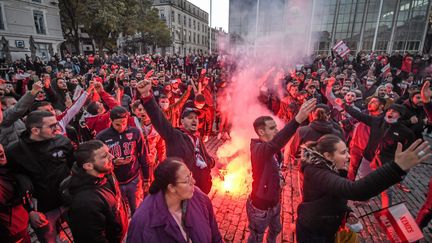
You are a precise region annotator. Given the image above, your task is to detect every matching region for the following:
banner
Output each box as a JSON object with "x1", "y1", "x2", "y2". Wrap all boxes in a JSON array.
[
  {"x1": 332, "y1": 41, "x2": 351, "y2": 58},
  {"x1": 374, "y1": 203, "x2": 423, "y2": 243},
  {"x1": 381, "y1": 63, "x2": 391, "y2": 75}
]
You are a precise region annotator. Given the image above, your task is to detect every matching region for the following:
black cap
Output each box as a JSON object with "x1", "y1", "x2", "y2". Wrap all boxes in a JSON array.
[
  {"x1": 315, "y1": 103, "x2": 331, "y2": 114},
  {"x1": 181, "y1": 107, "x2": 200, "y2": 118},
  {"x1": 110, "y1": 106, "x2": 129, "y2": 120},
  {"x1": 387, "y1": 104, "x2": 406, "y2": 117}
]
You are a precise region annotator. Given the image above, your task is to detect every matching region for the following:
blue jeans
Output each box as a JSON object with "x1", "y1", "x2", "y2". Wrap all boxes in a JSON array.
[
  {"x1": 246, "y1": 198, "x2": 281, "y2": 243},
  {"x1": 120, "y1": 176, "x2": 139, "y2": 216},
  {"x1": 296, "y1": 221, "x2": 334, "y2": 243}
]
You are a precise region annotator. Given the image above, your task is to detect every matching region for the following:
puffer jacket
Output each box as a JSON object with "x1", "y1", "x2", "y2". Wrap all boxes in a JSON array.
[
  {"x1": 60, "y1": 164, "x2": 128, "y2": 243},
  {"x1": 297, "y1": 147, "x2": 406, "y2": 237},
  {"x1": 0, "y1": 92, "x2": 36, "y2": 145},
  {"x1": 5, "y1": 132, "x2": 74, "y2": 213}
]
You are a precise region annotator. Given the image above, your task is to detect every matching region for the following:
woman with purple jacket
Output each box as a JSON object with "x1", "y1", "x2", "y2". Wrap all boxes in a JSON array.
[{"x1": 127, "y1": 158, "x2": 222, "y2": 243}]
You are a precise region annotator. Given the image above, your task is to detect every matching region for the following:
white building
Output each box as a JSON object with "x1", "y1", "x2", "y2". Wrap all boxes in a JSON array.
[
  {"x1": 152, "y1": 0, "x2": 209, "y2": 55},
  {"x1": 0, "y1": 0, "x2": 64, "y2": 62},
  {"x1": 210, "y1": 27, "x2": 228, "y2": 54}
]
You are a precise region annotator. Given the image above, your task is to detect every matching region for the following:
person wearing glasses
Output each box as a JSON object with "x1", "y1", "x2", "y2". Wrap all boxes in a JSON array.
[
  {"x1": 127, "y1": 158, "x2": 222, "y2": 243},
  {"x1": 5, "y1": 110, "x2": 74, "y2": 243}
]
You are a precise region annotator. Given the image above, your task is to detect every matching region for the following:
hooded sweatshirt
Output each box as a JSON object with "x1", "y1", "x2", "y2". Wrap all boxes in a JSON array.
[{"x1": 60, "y1": 164, "x2": 128, "y2": 243}]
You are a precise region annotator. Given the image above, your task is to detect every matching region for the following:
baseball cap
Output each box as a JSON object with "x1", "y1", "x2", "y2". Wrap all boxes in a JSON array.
[{"x1": 181, "y1": 107, "x2": 200, "y2": 118}]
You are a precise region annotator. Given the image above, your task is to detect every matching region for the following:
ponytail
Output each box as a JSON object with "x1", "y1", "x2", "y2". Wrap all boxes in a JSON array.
[{"x1": 148, "y1": 157, "x2": 184, "y2": 195}]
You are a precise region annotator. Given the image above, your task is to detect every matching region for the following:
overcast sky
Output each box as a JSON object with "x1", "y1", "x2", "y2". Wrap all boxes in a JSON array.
[{"x1": 188, "y1": 0, "x2": 229, "y2": 32}]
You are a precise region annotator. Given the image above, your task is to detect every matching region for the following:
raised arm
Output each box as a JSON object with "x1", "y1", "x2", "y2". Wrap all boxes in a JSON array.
[
  {"x1": 137, "y1": 80, "x2": 177, "y2": 141},
  {"x1": 1, "y1": 82, "x2": 41, "y2": 127}
]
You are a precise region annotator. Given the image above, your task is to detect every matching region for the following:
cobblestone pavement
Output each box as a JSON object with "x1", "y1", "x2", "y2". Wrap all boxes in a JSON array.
[{"x1": 205, "y1": 137, "x2": 432, "y2": 243}]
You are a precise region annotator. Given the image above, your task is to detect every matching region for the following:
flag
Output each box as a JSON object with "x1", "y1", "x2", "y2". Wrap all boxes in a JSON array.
[
  {"x1": 374, "y1": 203, "x2": 423, "y2": 242},
  {"x1": 381, "y1": 63, "x2": 391, "y2": 75},
  {"x1": 332, "y1": 41, "x2": 351, "y2": 58}
]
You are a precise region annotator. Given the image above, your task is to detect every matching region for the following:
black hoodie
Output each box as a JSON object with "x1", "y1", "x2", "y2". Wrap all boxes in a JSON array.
[
  {"x1": 60, "y1": 164, "x2": 128, "y2": 243},
  {"x1": 288, "y1": 120, "x2": 344, "y2": 162}
]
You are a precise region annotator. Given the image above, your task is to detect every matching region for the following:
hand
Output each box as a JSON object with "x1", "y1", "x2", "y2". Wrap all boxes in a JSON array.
[
  {"x1": 294, "y1": 98, "x2": 317, "y2": 123},
  {"x1": 86, "y1": 81, "x2": 95, "y2": 93},
  {"x1": 421, "y1": 81, "x2": 431, "y2": 103},
  {"x1": 203, "y1": 135, "x2": 209, "y2": 143},
  {"x1": 144, "y1": 69, "x2": 154, "y2": 80},
  {"x1": 137, "y1": 80, "x2": 152, "y2": 97},
  {"x1": 31, "y1": 81, "x2": 43, "y2": 95},
  {"x1": 94, "y1": 82, "x2": 104, "y2": 93},
  {"x1": 327, "y1": 77, "x2": 336, "y2": 87},
  {"x1": 29, "y1": 211, "x2": 48, "y2": 228},
  {"x1": 201, "y1": 68, "x2": 207, "y2": 76},
  {"x1": 410, "y1": 116, "x2": 418, "y2": 124},
  {"x1": 394, "y1": 139, "x2": 432, "y2": 171},
  {"x1": 335, "y1": 98, "x2": 344, "y2": 106}
]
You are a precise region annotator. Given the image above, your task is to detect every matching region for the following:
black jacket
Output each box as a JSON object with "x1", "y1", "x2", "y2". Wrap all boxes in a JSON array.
[
  {"x1": 60, "y1": 164, "x2": 128, "y2": 243},
  {"x1": 142, "y1": 96, "x2": 215, "y2": 194},
  {"x1": 288, "y1": 120, "x2": 343, "y2": 162},
  {"x1": 250, "y1": 119, "x2": 300, "y2": 210},
  {"x1": 5, "y1": 132, "x2": 74, "y2": 212},
  {"x1": 343, "y1": 104, "x2": 415, "y2": 162},
  {"x1": 298, "y1": 148, "x2": 406, "y2": 236},
  {"x1": 425, "y1": 102, "x2": 432, "y2": 121}
]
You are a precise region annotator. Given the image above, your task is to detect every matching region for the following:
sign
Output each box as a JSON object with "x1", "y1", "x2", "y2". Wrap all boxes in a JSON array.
[
  {"x1": 15, "y1": 40, "x2": 25, "y2": 48},
  {"x1": 374, "y1": 203, "x2": 423, "y2": 242},
  {"x1": 332, "y1": 41, "x2": 351, "y2": 58}
]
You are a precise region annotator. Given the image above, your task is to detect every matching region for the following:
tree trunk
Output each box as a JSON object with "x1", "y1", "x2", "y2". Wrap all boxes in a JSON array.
[{"x1": 98, "y1": 41, "x2": 105, "y2": 56}]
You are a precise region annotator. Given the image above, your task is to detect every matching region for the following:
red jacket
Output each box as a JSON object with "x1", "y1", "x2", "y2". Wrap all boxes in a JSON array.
[{"x1": 85, "y1": 91, "x2": 135, "y2": 134}]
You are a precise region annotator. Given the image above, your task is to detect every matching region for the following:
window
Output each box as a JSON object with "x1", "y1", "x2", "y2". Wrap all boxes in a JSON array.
[
  {"x1": 0, "y1": 6, "x2": 4, "y2": 30},
  {"x1": 32, "y1": 0, "x2": 42, "y2": 2},
  {"x1": 193, "y1": 33, "x2": 196, "y2": 43},
  {"x1": 171, "y1": 11, "x2": 175, "y2": 22},
  {"x1": 35, "y1": 42, "x2": 49, "y2": 61},
  {"x1": 197, "y1": 34, "x2": 200, "y2": 44},
  {"x1": 184, "y1": 16, "x2": 186, "y2": 25},
  {"x1": 188, "y1": 31, "x2": 191, "y2": 42},
  {"x1": 189, "y1": 18, "x2": 191, "y2": 28},
  {"x1": 198, "y1": 22, "x2": 200, "y2": 31},
  {"x1": 193, "y1": 20, "x2": 196, "y2": 30},
  {"x1": 178, "y1": 13, "x2": 181, "y2": 23},
  {"x1": 33, "y1": 10, "x2": 46, "y2": 35}
]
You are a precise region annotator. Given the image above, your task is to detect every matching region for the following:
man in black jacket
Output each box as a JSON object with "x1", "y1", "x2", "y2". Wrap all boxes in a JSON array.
[
  {"x1": 6, "y1": 110, "x2": 74, "y2": 243},
  {"x1": 60, "y1": 140, "x2": 128, "y2": 243},
  {"x1": 136, "y1": 79, "x2": 215, "y2": 194},
  {"x1": 247, "y1": 98, "x2": 316, "y2": 243}
]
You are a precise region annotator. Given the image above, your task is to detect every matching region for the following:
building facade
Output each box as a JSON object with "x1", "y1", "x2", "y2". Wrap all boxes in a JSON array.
[
  {"x1": 0, "y1": 0, "x2": 64, "y2": 62},
  {"x1": 229, "y1": 0, "x2": 432, "y2": 54},
  {"x1": 210, "y1": 27, "x2": 228, "y2": 54},
  {"x1": 152, "y1": 0, "x2": 209, "y2": 55}
]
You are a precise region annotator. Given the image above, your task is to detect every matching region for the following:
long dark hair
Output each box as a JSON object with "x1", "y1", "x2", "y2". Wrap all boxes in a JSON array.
[{"x1": 149, "y1": 157, "x2": 184, "y2": 195}]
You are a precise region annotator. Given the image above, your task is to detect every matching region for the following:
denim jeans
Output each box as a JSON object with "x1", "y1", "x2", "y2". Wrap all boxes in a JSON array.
[
  {"x1": 246, "y1": 198, "x2": 281, "y2": 243},
  {"x1": 120, "y1": 176, "x2": 140, "y2": 216},
  {"x1": 32, "y1": 207, "x2": 67, "y2": 243},
  {"x1": 296, "y1": 221, "x2": 334, "y2": 243}
]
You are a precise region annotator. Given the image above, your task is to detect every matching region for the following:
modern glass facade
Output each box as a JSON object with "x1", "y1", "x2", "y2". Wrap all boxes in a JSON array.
[
  {"x1": 312, "y1": 0, "x2": 431, "y2": 54},
  {"x1": 229, "y1": 0, "x2": 431, "y2": 54}
]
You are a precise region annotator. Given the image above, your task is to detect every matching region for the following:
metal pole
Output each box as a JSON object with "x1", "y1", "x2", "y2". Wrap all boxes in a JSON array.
[
  {"x1": 358, "y1": 0, "x2": 369, "y2": 52},
  {"x1": 254, "y1": 0, "x2": 260, "y2": 56},
  {"x1": 419, "y1": 0, "x2": 431, "y2": 53},
  {"x1": 330, "y1": 0, "x2": 341, "y2": 55},
  {"x1": 306, "y1": 0, "x2": 316, "y2": 54},
  {"x1": 209, "y1": 0, "x2": 212, "y2": 54},
  {"x1": 372, "y1": 0, "x2": 384, "y2": 51}
]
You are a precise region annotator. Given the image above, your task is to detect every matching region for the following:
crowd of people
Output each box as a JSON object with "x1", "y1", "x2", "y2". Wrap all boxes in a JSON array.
[{"x1": 0, "y1": 49, "x2": 430, "y2": 243}]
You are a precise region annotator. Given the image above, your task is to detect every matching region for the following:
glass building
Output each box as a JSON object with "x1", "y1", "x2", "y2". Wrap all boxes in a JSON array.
[{"x1": 229, "y1": 0, "x2": 432, "y2": 54}]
